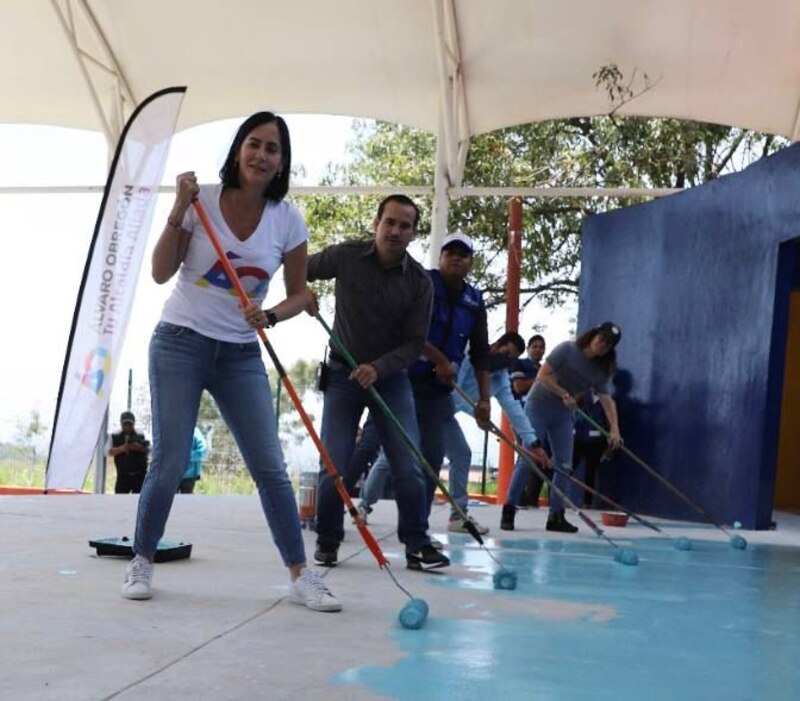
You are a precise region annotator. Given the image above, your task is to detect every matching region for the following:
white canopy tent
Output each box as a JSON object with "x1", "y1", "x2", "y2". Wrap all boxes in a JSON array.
[
  {"x1": 4, "y1": 0, "x2": 800, "y2": 237},
  {"x1": 5, "y1": 0, "x2": 799, "y2": 489}
]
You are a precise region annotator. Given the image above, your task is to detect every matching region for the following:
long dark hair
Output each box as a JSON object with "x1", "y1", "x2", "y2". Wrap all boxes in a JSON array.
[
  {"x1": 219, "y1": 111, "x2": 291, "y2": 201},
  {"x1": 575, "y1": 327, "x2": 618, "y2": 377}
]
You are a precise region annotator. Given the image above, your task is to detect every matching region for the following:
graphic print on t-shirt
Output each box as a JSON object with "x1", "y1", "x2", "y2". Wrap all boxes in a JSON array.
[{"x1": 197, "y1": 251, "x2": 269, "y2": 299}]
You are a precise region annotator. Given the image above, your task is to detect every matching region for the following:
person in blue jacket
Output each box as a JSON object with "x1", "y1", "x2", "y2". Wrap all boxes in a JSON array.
[
  {"x1": 358, "y1": 232, "x2": 493, "y2": 539},
  {"x1": 360, "y1": 332, "x2": 550, "y2": 537},
  {"x1": 445, "y1": 333, "x2": 549, "y2": 534},
  {"x1": 407, "y1": 232, "x2": 493, "y2": 520},
  {"x1": 178, "y1": 426, "x2": 208, "y2": 494}
]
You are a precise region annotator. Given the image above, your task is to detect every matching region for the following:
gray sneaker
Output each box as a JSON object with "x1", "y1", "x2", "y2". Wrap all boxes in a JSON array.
[
  {"x1": 289, "y1": 570, "x2": 342, "y2": 612},
  {"x1": 447, "y1": 514, "x2": 490, "y2": 535},
  {"x1": 356, "y1": 504, "x2": 371, "y2": 524},
  {"x1": 122, "y1": 555, "x2": 153, "y2": 600}
]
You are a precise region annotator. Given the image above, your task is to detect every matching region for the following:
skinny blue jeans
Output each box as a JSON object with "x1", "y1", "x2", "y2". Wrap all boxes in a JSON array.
[
  {"x1": 316, "y1": 364, "x2": 429, "y2": 551},
  {"x1": 507, "y1": 398, "x2": 579, "y2": 514},
  {"x1": 134, "y1": 322, "x2": 305, "y2": 566},
  {"x1": 443, "y1": 415, "x2": 473, "y2": 518}
]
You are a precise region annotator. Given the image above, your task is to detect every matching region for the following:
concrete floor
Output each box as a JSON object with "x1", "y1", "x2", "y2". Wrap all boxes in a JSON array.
[{"x1": 1, "y1": 495, "x2": 798, "y2": 700}]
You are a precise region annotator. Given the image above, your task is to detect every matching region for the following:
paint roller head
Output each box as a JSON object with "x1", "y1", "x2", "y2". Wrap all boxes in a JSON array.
[
  {"x1": 613, "y1": 548, "x2": 639, "y2": 566},
  {"x1": 398, "y1": 598, "x2": 429, "y2": 629},
  {"x1": 729, "y1": 535, "x2": 748, "y2": 550},
  {"x1": 674, "y1": 537, "x2": 693, "y2": 551},
  {"x1": 492, "y1": 567, "x2": 518, "y2": 590}
]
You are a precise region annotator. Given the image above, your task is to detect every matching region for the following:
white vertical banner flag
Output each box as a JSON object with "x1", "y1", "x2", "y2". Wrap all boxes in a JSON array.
[{"x1": 46, "y1": 87, "x2": 186, "y2": 490}]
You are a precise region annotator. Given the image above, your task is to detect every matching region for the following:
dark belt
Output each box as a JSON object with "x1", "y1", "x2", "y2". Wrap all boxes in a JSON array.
[{"x1": 329, "y1": 350, "x2": 348, "y2": 366}]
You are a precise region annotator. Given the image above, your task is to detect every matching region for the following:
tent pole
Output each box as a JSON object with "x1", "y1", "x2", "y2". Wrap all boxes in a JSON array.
[
  {"x1": 430, "y1": 119, "x2": 450, "y2": 264},
  {"x1": 497, "y1": 197, "x2": 523, "y2": 503}
]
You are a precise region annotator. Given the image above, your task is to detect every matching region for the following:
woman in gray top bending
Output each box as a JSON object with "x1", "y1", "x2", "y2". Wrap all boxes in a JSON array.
[{"x1": 501, "y1": 322, "x2": 623, "y2": 533}]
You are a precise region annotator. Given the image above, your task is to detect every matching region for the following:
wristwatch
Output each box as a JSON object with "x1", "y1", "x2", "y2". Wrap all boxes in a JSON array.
[{"x1": 264, "y1": 310, "x2": 278, "y2": 328}]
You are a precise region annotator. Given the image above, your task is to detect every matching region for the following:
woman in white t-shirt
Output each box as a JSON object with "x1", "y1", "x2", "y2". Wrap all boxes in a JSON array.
[{"x1": 121, "y1": 112, "x2": 341, "y2": 613}]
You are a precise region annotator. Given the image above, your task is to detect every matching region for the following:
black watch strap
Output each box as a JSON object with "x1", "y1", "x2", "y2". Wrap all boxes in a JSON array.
[{"x1": 265, "y1": 310, "x2": 278, "y2": 328}]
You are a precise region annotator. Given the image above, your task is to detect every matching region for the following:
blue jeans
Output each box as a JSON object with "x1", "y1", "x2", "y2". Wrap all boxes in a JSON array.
[
  {"x1": 412, "y1": 386, "x2": 456, "y2": 515},
  {"x1": 443, "y1": 415, "x2": 473, "y2": 518},
  {"x1": 358, "y1": 387, "x2": 454, "y2": 518},
  {"x1": 507, "y1": 399, "x2": 578, "y2": 513},
  {"x1": 359, "y1": 448, "x2": 390, "y2": 509},
  {"x1": 134, "y1": 322, "x2": 305, "y2": 566},
  {"x1": 316, "y1": 364, "x2": 429, "y2": 551}
]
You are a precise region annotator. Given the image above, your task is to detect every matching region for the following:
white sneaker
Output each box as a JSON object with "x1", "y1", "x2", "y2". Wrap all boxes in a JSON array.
[
  {"x1": 447, "y1": 514, "x2": 490, "y2": 536},
  {"x1": 289, "y1": 570, "x2": 342, "y2": 612},
  {"x1": 122, "y1": 555, "x2": 153, "y2": 600}
]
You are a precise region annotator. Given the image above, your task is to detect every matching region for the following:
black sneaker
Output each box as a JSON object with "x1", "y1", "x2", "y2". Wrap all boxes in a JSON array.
[
  {"x1": 546, "y1": 511, "x2": 579, "y2": 534},
  {"x1": 313, "y1": 541, "x2": 339, "y2": 567},
  {"x1": 406, "y1": 544, "x2": 450, "y2": 570},
  {"x1": 500, "y1": 505, "x2": 516, "y2": 531}
]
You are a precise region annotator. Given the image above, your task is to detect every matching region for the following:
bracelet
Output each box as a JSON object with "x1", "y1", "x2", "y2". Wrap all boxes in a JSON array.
[
  {"x1": 264, "y1": 310, "x2": 278, "y2": 328},
  {"x1": 166, "y1": 216, "x2": 183, "y2": 229}
]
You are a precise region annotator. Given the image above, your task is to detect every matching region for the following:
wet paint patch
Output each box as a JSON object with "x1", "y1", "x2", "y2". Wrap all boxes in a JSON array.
[{"x1": 335, "y1": 539, "x2": 800, "y2": 700}]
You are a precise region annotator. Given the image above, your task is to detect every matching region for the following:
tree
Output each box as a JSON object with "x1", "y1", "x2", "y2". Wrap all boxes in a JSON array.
[
  {"x1": 300, "y1": 69, "x2": 787, "y2": 310},
  {"x1": 268, "y1": 359, "x2": 319, "y2": 447},
  {"x1": 15, "y1": 409, "x2": 48, "y2": 462},
  {"x1": 187, "y1": 359, "x2": 320, "y2": 475}
]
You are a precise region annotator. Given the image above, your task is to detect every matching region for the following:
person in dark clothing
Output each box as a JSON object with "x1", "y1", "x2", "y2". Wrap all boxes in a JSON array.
[
  {"x1": 510, "y1": 334, "x2": 546, "y2": 400},
  {"x1": 511, "y1": 334, "x2": 551, "y2": 507},
  {"x1": 407, "y1": 232, "x2": 492, "y2": 519},
  {"x1": 305, "y1": 194, "x2": 449, "y2": 572},
  {"x1": 572, "y1": 391, "x2": 611, "y2": 507},
  {"x1": 108, "y1": 411, "x2": 150, "y2": 494}
]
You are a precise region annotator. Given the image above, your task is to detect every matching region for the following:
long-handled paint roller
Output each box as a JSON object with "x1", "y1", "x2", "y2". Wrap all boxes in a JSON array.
[
  {"x1": 192, "y1": 200, "x2": 428, "y2": 628},
  {"x1": 451, "y1": 384, "x2": 640, "y2": 566},
  {"x1": 517, "y1": 441, "x2": 693, "y2": 551},
  {"x1": 574, "y1": 406, "x2": 747, "y2": 550},
  {"x1": 314, "y1": 312, "x2": 520, "y2": 589}
]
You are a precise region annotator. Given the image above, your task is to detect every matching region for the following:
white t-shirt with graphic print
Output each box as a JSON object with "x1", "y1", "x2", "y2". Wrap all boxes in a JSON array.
[{"x1": 160, "y1": 183, "x2": 309, "y2": 343}]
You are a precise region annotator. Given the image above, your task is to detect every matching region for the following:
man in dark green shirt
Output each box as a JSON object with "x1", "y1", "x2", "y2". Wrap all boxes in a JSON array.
[{"x1": 307, "y1": 194, "x2": 450, "y2": 571}]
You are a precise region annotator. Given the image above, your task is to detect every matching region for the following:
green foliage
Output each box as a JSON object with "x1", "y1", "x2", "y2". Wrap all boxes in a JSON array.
[
  {"x1": 190, "y1": 360, "x2": 319, "y2": 472},
  {"x1": 302, "y1": 120, "x2": 437, "y2": 255},
  {"x1": 270, "y1": 359, "x2": 319, "y2": 445},
  {"x1": 15, "y1": 410, "x2": 48, "y2": 461},
  {"x1": 0, "y1": 457, "x2": 45, "y2": 488},
  {"x1": 299, "y1": 84, "x2": 787, "y2": 310}
]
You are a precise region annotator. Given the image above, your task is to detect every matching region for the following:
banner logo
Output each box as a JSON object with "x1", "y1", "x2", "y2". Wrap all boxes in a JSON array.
[
  {"x1": 198, "y1": 252, "x2": 269, "y2": 298},
  {"x1": 79, "y1": 346, "x2": 112, "y2": 395}
]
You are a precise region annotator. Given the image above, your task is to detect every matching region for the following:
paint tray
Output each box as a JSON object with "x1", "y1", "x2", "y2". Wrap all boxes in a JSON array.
[{"x1": 89, "y1": 536, "x2": 192, "y2": 562}]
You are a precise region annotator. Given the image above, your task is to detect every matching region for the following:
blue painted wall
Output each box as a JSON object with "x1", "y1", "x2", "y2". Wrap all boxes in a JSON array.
[{"x1": 579, "y1": 144, "x2": 800, "y2": 529}]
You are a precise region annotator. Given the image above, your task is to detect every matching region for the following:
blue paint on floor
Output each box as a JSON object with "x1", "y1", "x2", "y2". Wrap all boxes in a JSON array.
[{"x1": 335, "y1": 537, "x2": 800, "y2": 700}]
